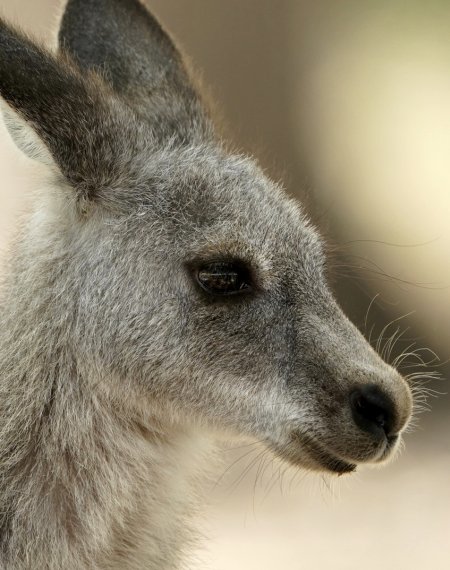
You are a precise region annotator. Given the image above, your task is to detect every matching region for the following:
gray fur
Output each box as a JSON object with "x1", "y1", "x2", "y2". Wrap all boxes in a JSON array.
[{"x1": 0, "y1": 1, "x2": 412, "y2": 568}]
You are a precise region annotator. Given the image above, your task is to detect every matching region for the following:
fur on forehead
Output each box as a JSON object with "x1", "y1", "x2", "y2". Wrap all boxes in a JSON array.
[
  {"x1": 101, "y1": 141, "x2": 326, "y2": 278},
  {"x1": 115, "y1": 141, "x2": 313, "y2": 230}
]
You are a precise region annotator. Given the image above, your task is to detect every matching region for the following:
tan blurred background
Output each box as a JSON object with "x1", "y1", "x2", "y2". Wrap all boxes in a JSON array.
[{"x1": 0, "y1": 1, "x2": 449, "y2": 569}]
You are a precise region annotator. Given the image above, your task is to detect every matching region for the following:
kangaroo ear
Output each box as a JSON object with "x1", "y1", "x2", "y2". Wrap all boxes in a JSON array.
[
  {"x1": 0, "y1": 18, "x2": 139, "y2": 204},
  {"x1": 59, "y1": 0, "x2": 209, "y2": 141}
]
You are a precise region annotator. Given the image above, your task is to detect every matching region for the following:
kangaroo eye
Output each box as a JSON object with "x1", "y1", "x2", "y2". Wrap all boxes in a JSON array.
[{"x1": 196, "y1": 261, "x2": 252, "y2": 296}]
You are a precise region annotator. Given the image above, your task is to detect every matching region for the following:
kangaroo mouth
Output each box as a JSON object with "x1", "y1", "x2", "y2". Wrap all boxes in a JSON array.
[
  {"x1": 269, "y1": 431, "x2": 356, "y2": 475},
  {"x1": 289, "y1": 431, "x2": 357, "y2": 475},
  {"x1": 281, "y1": 429, "x2": 400, "y2": 475}
]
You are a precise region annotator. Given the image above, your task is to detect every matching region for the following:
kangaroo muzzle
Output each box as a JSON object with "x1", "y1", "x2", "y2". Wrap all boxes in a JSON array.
[{"x1": 271, "y1": 306, "x2": 414, "y2": 475}]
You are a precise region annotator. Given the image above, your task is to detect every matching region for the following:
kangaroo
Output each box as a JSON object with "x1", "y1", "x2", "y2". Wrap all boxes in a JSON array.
[{"x1": 0, "y1": 1, "x2": 413, "y2": 569}]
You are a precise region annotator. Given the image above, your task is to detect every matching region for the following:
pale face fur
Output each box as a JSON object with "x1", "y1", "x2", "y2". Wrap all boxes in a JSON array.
[{"x1": 0, "y1": 0, "x2": 413, "y2": 568}]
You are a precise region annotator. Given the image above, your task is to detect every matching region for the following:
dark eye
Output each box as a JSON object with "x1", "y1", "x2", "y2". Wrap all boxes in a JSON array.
[{"x1": 196, "y1": 261, "x2": 253, "y2": 296}]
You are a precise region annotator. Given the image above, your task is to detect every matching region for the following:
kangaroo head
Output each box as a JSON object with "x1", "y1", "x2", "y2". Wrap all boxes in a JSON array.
[{"x1": 0, "y1": 0, "x2": 412, "y2": 475}]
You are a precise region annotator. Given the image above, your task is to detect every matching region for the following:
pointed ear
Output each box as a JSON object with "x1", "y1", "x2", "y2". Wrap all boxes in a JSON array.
[
  {"x1": 0, "y1": 18, "x2": 139, "y2": 204},
  {"x1": 59, "y1": 0, "x2": 209, "y2": 141}
]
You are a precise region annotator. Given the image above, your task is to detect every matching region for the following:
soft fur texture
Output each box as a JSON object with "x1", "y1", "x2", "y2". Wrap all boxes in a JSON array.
[{"x1": 0, "y1": 1, "x2": 413, "y2": 568}]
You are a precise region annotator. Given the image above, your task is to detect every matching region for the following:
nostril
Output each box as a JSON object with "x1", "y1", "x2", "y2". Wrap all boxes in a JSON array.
[
  {"x1": 350, "y1": 384, "x2": 396, "y2": 438},
  {"x1": 352, "y1": 394, "x2": 386, "y2": 428}
]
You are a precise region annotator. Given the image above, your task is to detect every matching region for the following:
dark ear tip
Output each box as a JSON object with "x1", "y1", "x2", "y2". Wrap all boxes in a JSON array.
[
  {"x1": 0, "y1": 16, "x2": 17, "y2": 39},
  {"x1": 0, "y1": 15, "x2": 29, "y2": 38},
  {"x1": 0, "y1": 16, "x2": 47, "y2": 63}
]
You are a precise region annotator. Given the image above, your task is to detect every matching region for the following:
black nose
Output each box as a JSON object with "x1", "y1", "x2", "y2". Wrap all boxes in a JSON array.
[{"x1": 350, "y1": 384, "x2": 396, "y2": 438}]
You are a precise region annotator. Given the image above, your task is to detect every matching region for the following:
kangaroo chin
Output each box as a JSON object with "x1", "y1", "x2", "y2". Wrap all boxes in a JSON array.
[
  {"x1": 0, "y1": 0, "x2": 412, "y2": 568},
  {"x1": 273, "y1": 433, "x2": 358, "y2": 475}
]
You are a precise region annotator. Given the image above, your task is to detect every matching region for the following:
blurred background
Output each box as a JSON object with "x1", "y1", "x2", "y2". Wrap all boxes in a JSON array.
[{"x1": 0, "y1": 1, "x2": 449, "y2": 569}]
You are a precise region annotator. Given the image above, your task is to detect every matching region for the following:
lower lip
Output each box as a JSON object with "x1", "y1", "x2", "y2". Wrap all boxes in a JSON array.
[
  {"x1": 309, "y1": 445, "x2": 356, "y2": 475},
  {"x1": 290, "y1": 432, "x2": 356, "y2": 475}
]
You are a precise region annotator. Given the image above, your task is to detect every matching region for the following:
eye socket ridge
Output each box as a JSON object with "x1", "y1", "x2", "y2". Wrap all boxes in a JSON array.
[{"x1": 193, "y1": 259, "x2": 254, "y2": 296}]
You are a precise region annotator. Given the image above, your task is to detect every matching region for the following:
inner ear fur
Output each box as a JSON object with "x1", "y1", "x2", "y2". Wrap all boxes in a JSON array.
[{"x1": 1, "y1": 99, "x2": 56, "y2": 166}]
